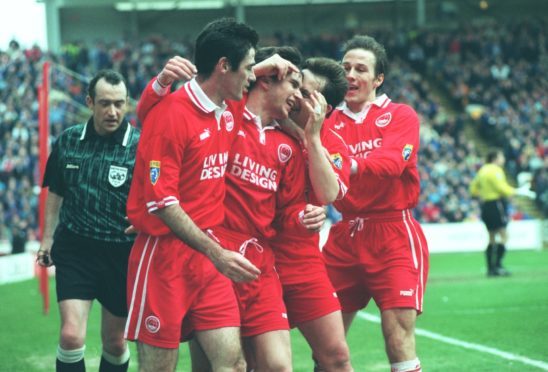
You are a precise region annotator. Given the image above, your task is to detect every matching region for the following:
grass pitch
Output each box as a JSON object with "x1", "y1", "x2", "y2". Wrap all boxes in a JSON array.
[{"x1": 1, "y1": 249, "x2": 547, "y2": 371}]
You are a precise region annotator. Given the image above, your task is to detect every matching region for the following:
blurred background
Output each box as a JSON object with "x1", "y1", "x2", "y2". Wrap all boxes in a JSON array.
[
  {"x1": 0, "y1": 1, "x2": 547, "y2": 371},
  {"x1": 0, "y1": 0, "x2": 545, "y2": 256}
]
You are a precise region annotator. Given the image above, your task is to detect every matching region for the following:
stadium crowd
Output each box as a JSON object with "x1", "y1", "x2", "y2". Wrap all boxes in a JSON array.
[{"x1": 0, "y1": 18, "x2": 545, "y2": 251}]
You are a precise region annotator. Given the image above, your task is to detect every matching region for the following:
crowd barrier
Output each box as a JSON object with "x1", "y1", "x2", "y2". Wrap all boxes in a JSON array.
[{"x1": 0, "y1": 220, "x2": 543, "y2": 285}]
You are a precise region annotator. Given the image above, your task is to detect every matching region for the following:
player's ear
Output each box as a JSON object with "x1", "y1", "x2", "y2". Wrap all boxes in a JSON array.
[
  {"x1": 85, "y1": 95, "x2": 93, "y2": 109},
  {"x1": 374, "y1": 73, "x2": 384, "y2": 89},
  {"x1": 216, "y1": 57, "x2": 231, "y2": 74}
]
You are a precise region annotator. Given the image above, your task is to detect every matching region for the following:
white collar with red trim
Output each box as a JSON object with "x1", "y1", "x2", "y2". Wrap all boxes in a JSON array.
[
  {"x1": 185, "y1": 78, "x2": 227, "y2": 114},
  {"x1": 336, "y1": 94, "x2": 391, "y2": 123},
  {"x1": 243, "y1": 106, "x2": 280, "y2": 130}
]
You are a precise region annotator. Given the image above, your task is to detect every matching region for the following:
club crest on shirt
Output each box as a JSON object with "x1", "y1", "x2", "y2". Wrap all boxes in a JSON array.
[
  {"x1": 150, "y1": 160, "x2": 160, "y2": 185},
  {"x1": 278, "y1": 144, "x2": 292, "y2": 163},
  {"x1": 375, "y1": 112, "x2": 392, "y2": 127},
  {"x1": 108, "y1": 165, "x2": 128, "y2": 187},
  {"x1": 223, "y1": 111, "x2": 234, "y2": 132},
  {"x1": 331, "y1": 153, "x2": 343, "y2": 169},
  {"x1": 402, "y1": 144, "x2": 413, "y2": 161}
]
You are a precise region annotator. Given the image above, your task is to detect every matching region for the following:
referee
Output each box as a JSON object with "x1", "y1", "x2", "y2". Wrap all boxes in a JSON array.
[
  {"x1": 37, "y1": 70, "x2": 139, "y2": 372},
  {"x1": 470, "y1": 149, "x2": 535, "y2": 277}
]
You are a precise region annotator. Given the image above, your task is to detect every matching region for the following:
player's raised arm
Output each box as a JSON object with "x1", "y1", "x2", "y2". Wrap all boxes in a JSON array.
[{"x1": 136, "y1": 56, "x2": 196, "y2": 122}]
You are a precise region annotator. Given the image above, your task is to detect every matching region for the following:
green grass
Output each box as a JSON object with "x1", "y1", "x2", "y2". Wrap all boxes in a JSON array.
[{"x1": 1, "y1": 250, "x2": 547, "y2": 371}]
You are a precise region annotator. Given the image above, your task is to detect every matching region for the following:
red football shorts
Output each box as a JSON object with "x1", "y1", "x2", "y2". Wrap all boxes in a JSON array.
[
  {"x1": 210, "y1": 226, "x2": 289, "y2": 337},
  {"x1": 125, "y1": 233, "x2": 240, "y2": 348},
  {"x1": 273, "y1": 236, "x2": 341, "y2": 328},
  {"x1": 282, "y1": 278, "x2": 341, "y2": 328},
  {"x1": 323, "y1": 209, "x2": 429, "y2": 314}
]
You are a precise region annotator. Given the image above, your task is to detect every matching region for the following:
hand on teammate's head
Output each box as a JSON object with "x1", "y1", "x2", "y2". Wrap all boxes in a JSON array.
[{"x1": 157, "y1": 56, "x2": 197, "y2": 87}]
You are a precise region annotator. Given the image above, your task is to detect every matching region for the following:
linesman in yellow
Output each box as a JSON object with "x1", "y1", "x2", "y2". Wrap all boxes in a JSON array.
[{"x1": 470, "y1": 149, "x2": 536, "y2": 276}]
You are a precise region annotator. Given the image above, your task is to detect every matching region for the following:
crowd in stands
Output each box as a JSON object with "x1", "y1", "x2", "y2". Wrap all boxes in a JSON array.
[{"x1": 0, "y1": 18, "x2": 545, "y2": 251}]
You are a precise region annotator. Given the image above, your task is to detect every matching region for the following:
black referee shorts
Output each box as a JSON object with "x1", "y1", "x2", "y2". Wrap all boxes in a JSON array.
[
  {"x1": 480, "y1": 199, "x2": 509, "y2": 231},
  {"x1": 50, "y1": 226, "x2": 133, "y2": 317}
]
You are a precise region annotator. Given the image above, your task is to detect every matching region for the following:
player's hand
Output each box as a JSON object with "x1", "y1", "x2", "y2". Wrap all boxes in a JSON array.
[
  {"x1": 157, "y1": 56, "x2": 197, "y2": 87},
  {"x1": 124, "y1": 216, "x2": 138, "y2": 235},
  {"x1": 211, "y1": 249, "x2": 261, "y2": 283},
  {"x1": 300, "y1": 204, "x2": 326, "y2": 232},
  {"x1": 302, "y1": 91, "x2": 327, "y2": 139},
  {"x1": 36, "y1": 238, "x2": 54, "y2": 267},
  {"x1": 515, "y1": 184, "x2": 536, "y2": 199},
  {"x1": 253, "y1": 53, "x2": 300, "y2": 80},
  {"x1": 124, "y1": 225, "x2": 137, "y2": 235}
]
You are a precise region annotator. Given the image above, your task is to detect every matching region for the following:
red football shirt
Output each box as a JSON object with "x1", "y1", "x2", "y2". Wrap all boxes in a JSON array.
[
  {"x1": 326, "y1": 94, "x2": 421, "y2": 216},
  {"x1": 270, "y1": 123, "x2": 352, "y2": 283},
  {"x1": 223, "y1": 107, "x2": 306, "y2": 238},
  {"x1": 127, "y1": 79, "x2": 243, "y2": 235}
]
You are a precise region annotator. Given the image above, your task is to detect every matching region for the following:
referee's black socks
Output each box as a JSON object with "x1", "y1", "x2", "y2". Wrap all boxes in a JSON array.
[
  {"x1": 486, "y1": 243, "x2": 497, "y2": 274},
  {"x1": 495, "y1": 243, "x2": 507, "y2": 268}
]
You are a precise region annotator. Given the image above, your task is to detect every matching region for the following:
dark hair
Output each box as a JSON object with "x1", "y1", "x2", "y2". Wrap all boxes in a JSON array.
[
  {"x1": 251, "y1": 46, "x2": 302, "y2": 90},
  {"x1": 342, "y1": 35, "x2": 388, "y2": 79},
  {"x1": 303, "y1": 57, "x2": 348, "y2": 109},
  {"x1": 486, "y1": 149, "x2": 502, "y2": 163},
  {"x1": 87, "y1": 69, "x2": 127, "y2": 101},
  {"x1": 194, "y1": 18, "x2": 259, "y2": 77},
  {"x1": 255, "y1": 46, "x2": 303, "y2": 67}
]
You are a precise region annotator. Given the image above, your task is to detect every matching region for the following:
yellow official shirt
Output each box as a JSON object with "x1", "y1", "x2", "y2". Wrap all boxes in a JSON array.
[{"x1": 470, "y1": 163, "x2": 515, "y2": 202}]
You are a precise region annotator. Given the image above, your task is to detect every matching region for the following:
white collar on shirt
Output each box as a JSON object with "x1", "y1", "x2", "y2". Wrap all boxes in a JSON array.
[
  {"x1": 336, "y1": 94, "x2": 391, "y2": 124},
  {"x1": 185, "y1": 78, "x2": 228, "y2": 121},
  {"x1": 243, "y1": 106, "x2": 280, "y2": 130}
]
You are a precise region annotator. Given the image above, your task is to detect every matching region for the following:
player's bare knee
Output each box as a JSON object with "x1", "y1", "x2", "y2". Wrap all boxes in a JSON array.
[
  {"x1": 318, "y1": 341, "x2": 351, "y2": 369},
  {"x1": 232, "y1": 354, "x2": 246, "y2": 372},
  {"x1": 257, "y1": 360, "x2": 292, "y2": 372},
  {"x1": 102, "y1": 338, "x2": 127, "y2": 357},
  {"x1": 59, "y1": 324, "x2": 85, "y2": 349},
  {"x1": 210, "y1": 350, "x2": 246, "y2": 371},
  {"x1": 330, "y1": 346, "x2": 351, "y2": 368}
]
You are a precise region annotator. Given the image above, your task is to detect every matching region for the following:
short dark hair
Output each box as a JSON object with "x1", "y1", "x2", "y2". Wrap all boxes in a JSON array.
[
  {"x1": 303, "y1": 57, "x2": 348, "y2": 109},
  {"x1": 87, "y1": 70, "x2": 127, "y2": 101},
  {"x1": 194, "y1": 18, "x2": 259, "y2": 77},
  {"x1": 342, "y1": 35, "x2": 388, "y2": 79},
  {"x1": 251, "y1": 46, "x2": 302, "y2": 90},
  {"x1": 486, "y1": 149, "x2": 502, "y2": 163},
  {"x1": 255, "y1": 46, "x2": 303, "y2": 67}
]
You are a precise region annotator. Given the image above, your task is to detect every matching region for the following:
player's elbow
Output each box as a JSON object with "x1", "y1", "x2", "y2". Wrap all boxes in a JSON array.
[{"x1": 316, "y1": 189, "x2": 338, "y2": 205}]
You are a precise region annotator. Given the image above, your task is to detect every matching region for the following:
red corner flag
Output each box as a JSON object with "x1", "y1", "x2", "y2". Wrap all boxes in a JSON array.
[{"x1": 37, "y1": 61, "x2": 50, "y2": 315}]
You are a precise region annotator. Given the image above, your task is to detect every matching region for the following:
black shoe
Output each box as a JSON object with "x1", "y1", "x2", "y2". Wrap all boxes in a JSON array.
[
  {"x1": 495, "y1": 267, "x2": 511, "y2": 276},
  {"x1": 488, "y1": 268, "x2": 511, "y2": 277},
  {"x1": 487, "y1": 269, "x2": 500, "y2": 277}
]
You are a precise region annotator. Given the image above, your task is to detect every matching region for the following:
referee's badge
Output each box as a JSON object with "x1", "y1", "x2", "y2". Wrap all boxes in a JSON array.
[
  {"x1": 108, "y1": 165, "x2": 128, "y2": 188},
  {"x1": 150, "y1": 161, "x2": 160, "y2": 185}
]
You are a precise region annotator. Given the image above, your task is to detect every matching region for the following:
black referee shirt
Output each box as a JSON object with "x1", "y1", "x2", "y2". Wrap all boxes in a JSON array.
[{"x1": 43, "y1": 118, "x2": 140, "y2": 243}]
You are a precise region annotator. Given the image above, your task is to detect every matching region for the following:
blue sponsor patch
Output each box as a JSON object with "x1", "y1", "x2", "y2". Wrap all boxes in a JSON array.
[
  {"x1": 150, "y1": 161, "x2": 160, "y2": 185},
  {"x1": 402, "y1": 144, "x2": 413, "y2": 161},
  {"x1": 331, "y1": 153, "x2": 343, "y2": 169}
]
